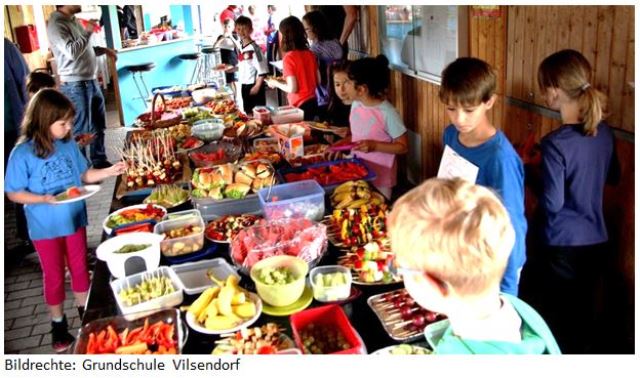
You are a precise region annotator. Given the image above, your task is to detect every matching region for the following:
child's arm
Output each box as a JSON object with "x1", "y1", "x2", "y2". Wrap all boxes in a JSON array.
[
  {"x1": 354, "y1": 133, "x2": 408, "y2": 155},
  {"x1": 251, "y1": 75, "x2": 265, "y2": 95},
  {"x1": 266, "y1": 75, "x2": 297, "y2": 93},
  {"x1": 6, "y1": 191, "x2": 56, "y2": 205},
  {"x1": 81, "y1": 162, "x2": 127, "y2": 184}
]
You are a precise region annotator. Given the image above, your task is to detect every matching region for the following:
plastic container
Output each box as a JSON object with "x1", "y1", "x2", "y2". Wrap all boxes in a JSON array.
[
  {"x1": 154, "y1": 215, "x2": 205, "y2": 257},
  {"x1": 309, "y1": 265, "x2": 352, "y2": 302},
  {"x1": 189, "y1": 141, "x2": 243, "y2": 167},
  {"x1": 73, "y1": 308, "x2": 185, "y2": 354},
  {"x1": 290, "y1": 304, "x2": 365, "y2": 354},
  {"x1": 192, "y1": 119, "x2": 225, "y2": 142},
  {"x1": 110, "y1": 266, "x2": 184, "y2": 321},
  {"x1": 277, "y1": 158, "x2": 377, "y2": 193},
  {"x1": 164, "y1": 243, "x2": 219, "y2": 265},
  {"x1": 258, "y1": 180, "x2": 325, "y2": 222},
  {"x1": 253, "y1": 106, "x2": 272, "y2": 125},
  {"x1": 271, "y1": 105, "x2": 304, "y2": 124},
  {"x1": 252, "y1": 137, "x2": 280, "y2": 153},
  {"x1": 103, "y1": 204, "x2": 167, "y2": 236},
  {"x1": 250, "y1": 255, "x2": 309, "y2": 307},
  {"x1": 195, "y1": 195, "x2": 263, "y2": 221},
  {"x1": 171, "y1": 258, "x2": 239, "y2": 295},
  {"x1": 163, "y1": 209, "x2": 202, "y2": 222},
  {"x1": 96, "y1": 232, "x2": 164, "y2": 279}
]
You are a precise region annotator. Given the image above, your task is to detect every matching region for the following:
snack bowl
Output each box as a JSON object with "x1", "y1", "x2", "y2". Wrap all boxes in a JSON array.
[
  {"x1": 192, "y1": 119, "x2": 225, "y2": 142},
  {"x1": 249, "y1": 255, "x2": 309, "y2": 307},
  {"x1": 189, "y1": 141, "x2": 243, "y2": 168},
  {"x1": 96, "y1": 232, "x2": 164, "y2": 279},
  {"x1": 103, "y1": 204, "x2": 167, "y2": 236},
  {"x1": 309, "y1": 265, "x2": 352, "y2": 302}
]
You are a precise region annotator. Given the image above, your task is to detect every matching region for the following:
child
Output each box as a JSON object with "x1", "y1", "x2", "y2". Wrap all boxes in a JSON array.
[
  {"x1": 302, "y1": 10, "x2": 344, "y2": 116},
  {"x1": 266, "y1": 16, "x2": 319, "y2": 121},
  {"x1": 535, "y1": 49, "x2": 618, "y2": 353},
  {"x1": 388, "y1": 178, "x2": 560, "y2": 354},
  {"x1": 214, "y1": 18, "x2": 239, "y2": 97},
  {"x1": 234, "y1": 16, "x2": 268, "y2": 115},
  {"x1": 439, "y1": 57, "x2": 526, "y2": 297},
  {"x1": 338, "y1": 55, "x2": 408, "y2": 199},
  {"x1": 4, "y1": 89, "x2": 126, "y2": 352},
  {"x1": 324, "y1": 60, "x2": 352, "y2": 129}
]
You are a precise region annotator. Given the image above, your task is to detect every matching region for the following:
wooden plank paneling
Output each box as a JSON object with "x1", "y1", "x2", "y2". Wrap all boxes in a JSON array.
[
  {"x1": 521, "y1": 7, "x2": 536, "y2": 102},
  {"x1": 608, "y1": 6, "x2": 631, "y2": 132},
  {"x1": 595, "y1": 7, "x2": 615, "y2": 98},
  {"x1": 511, "y1": 7, "x2": 525, "y2": 99},
  {"x1": 621, "y1": 12, "x2": 634, "y2": 132},
  {"x1": 556, "y1": 6, "x2": 572, "y2": 50}
]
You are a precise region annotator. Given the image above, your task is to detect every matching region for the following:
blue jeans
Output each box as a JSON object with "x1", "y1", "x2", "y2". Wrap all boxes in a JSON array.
[{"x1": 60, "y1": 80, "x2": 107, "y2": 165}]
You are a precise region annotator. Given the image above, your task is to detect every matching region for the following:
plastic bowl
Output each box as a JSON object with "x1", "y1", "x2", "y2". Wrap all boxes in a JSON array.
[
  {"x1": 95, "y1": 232, "x2": 164, "y2": 279},
  {"x1": 250, "y1": 255, "x2": 309, "y2": 307},
  {"x1": 309, "y1": 265, "x2": 352, "y2": 302},
  {"x1": 189, "y1": 141, "x2": 242, "y2": 167},
  {"x1": 192, "y1": 119, "x2": 225, "y2": 142}
]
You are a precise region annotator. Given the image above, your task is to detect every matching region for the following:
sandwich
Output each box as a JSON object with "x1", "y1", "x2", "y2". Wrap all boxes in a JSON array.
[
  {"x1": 207, "y1": 186, "x2": 223, "y2": 200},
  {"x1": 235, "y1": 170, "x2": 254, "y2": 186},
  {"x1": 218, "y1": 164, "x2": 234, "y2": 185},
  {"x1": 256, "y1": 163, "x2": 272, "y2": 179},
  {"x1": 241, "y1": 164, "x2": 257, "y2": 179},
  {"x1": 224, "y1": 183, "x2": 251, "y2": 199},
  {"x1": 194, "y1": 169, "x2": 225, "y2": 189}
]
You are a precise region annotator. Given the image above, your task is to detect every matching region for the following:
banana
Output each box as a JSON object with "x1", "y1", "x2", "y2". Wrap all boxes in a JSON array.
[
  {"x1": 233, "y1": 301, "x2": 257, "y2": 318},
  {"x1": 347, "y1": 198, "x2": 370, "y2": 209},
  {"x1": 331, "y1": 190, "x2": 354, "y2": 206},
  {"x1": 217, "y1": 285, "x2": 235, "y2": 316},
  {"x1": 356, "y1": 185, "x2": 371, "y2": 200},
  {"x1": 202, "y1": 298, "x2": 219, "y2": 323},
  {"x1": 335, "y1": 193, "x2": 355, "y2": 209},
  {"x1": 205, "y1": 315, "x2": 239, "y2": 331},
  {"x1": 332, "y1": 181, "x2": 356, "y2": 195},
  {"x1": 231, "y1": 291, "x2": 246, "y2": 305},
  {"x1": 371, "y1": 191, "x2": 386, "y2": 204},
  {"x1": 188, "y1": 286, "x2": 219, "y2": 319}
]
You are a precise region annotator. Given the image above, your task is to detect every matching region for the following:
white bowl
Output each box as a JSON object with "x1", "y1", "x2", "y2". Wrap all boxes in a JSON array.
[
  {"x1": 96, "y1": 232, "x2": 164, "y2": 279},
  {"x1": 185, "y1": 292, "x2": 262, "y2": 334},
  {"x1": 192, "y1": 120, "x2": 225, "y2": 142},
  {"x1": 102, "y1": 204, "x2": 167, "y2": 236}
]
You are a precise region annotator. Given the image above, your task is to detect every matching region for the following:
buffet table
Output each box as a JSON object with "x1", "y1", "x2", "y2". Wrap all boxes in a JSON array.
[{"x1": 83, "y1": 175, "x2": 409, "y2": 354}]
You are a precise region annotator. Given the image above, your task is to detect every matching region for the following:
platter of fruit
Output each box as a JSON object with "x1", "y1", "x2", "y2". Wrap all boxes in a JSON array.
[
  {"x1": 205, "y1": 214, "x2": 263, "y2": 243},
  {"x1": 324, "y1": 204, "x2": 389, "y2": 248},
  {"x1": 159, "y1": 96, "x2": 192, "y2": 111},
  {"x1": 280, "y1": 159, "x2": 374, "y2": 188},
  {"x1": 330, "y1": 180, "x2": 386, "y2": 209},
  {"x1": 190, "y1": 161, "x2": 276, "y2": 201},
  {"x1": 177, "y1": 136, "x2": 204, "y2": 152},
  {"x1": 103, "y1": 204, "x2": 167, "y2": 235},
  {"x1": 367, "y1": 288, "x2": 446, "y2": 342},
  {"x1": 182, "y1": 107, "x2": 214, "y2": 125},
  {"x1": 189, "y1": 141, "x2": 243, "y2": 168},
  {"x1": 143, "y1": 184, "x2": 190, "y2": 209},
  {"x1": 337, "y1": 240, "x2": 400, "y2": 285},
  {"x1": 211, "y1": 323, "x2": 296, "y2": 355},
  {"x1": 205, "y1": 98, "x2": 238, "y2": 116},
  {"x1": 54, "y1": 185, "x2": 100, "y2": 204},
  {"x1": 242, "y1": 150, "x2": 282, "y2": 166},
  {"x1": 185, "y1": 275, "x2": 262, "y2": 335},
  {"x1": 371, "y1": 344, "x2": 432, "y2": 355}
]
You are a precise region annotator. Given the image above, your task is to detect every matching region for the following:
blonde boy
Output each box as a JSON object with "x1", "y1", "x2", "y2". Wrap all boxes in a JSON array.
[{"x1": 388, "y1": 178, "x2": 560, "y2": 354}]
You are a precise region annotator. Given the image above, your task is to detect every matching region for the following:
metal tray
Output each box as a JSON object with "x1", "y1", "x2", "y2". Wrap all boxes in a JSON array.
[{"x1": 367, "y1": 288, "x2": 426, "y2": 342}]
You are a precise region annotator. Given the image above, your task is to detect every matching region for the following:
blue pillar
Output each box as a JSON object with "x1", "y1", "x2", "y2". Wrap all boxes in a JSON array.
[{"x1": 101, "y1": 5, "x2": 120, "y2": 49}]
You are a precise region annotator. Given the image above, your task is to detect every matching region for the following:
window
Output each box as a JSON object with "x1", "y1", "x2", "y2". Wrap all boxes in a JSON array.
[{"x1": 379, "y1": 5, "x2": 468, "y2": 83}]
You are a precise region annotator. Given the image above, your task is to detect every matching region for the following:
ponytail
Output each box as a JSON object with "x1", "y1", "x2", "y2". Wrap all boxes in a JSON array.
[{"x1": 578, "y1": 85, "x2": 607, "y2": 136}]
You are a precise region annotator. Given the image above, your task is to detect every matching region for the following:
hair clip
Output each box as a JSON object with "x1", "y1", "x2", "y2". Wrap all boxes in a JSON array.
[{"x1": 580, "y1": 82, "x2": 591, "y2": 91}]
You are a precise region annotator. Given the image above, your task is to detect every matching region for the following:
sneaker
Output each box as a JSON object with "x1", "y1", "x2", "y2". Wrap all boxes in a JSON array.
[{"x1": 51, "y1": 316, "x2": 75, "y2": 353}]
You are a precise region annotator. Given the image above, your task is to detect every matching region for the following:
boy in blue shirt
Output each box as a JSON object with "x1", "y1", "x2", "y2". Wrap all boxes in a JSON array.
[{"x1": 439, "y1": 57, "x2": 527, "y2": 296}]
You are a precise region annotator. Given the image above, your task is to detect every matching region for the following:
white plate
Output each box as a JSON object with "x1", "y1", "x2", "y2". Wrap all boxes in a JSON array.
[
  {"x1": 103, "y1": 204, "x2": 167, "y2": 235},
  {"x1": 185, "y1": 292, "x2": 262, "y2": 335},
  {"x1": 53, "y1": 185, "x2": 101, "y2": 204},
  {"x1": 371, "y1": 344, "x2": 432, "y2": 355}
]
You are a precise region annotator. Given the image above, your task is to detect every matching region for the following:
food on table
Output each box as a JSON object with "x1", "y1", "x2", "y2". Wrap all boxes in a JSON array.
[
  {"x1": 205, "y1": 98, "x2": 237, "y2": 115},
  {"x1": 368, "y1": 288, "x2": 445, "y2": 341},
  {"x1": 121, "y1": 133, "x2": 182, "y2": 189},
  {"x1": 56, "y1": 186, "x2": 84, "y2": 201},
  {"x1": 313, "y1": 271, "x2": 349, "y2": 288},
  {"x1": 84, "y1": 319, "x2": 177, "y2": 354},
  {"x1": 189, "y1": 143, "x2": 239, "y2": 167},
  {"x1": 113, "y1": 244, "x2": 151, "y2": 254},
  {"x1": 162, "y1": 224, "x2": 203, "y2": 239},
  {"x1": 377, "y1": 344, "x2": 432, "y2": 355},
  {"x1": 255, "y1": 266, "x2": 296, "y2": 285},
  {"x1": 330, "y1": 180, "x2": 386, "y2": 209},
  {"x1": 223, "y1": 119, "x2": 263, "y2": 139},
  {"x1": 253, "y1": 138, "x2": 280, "y2": 153},
  {"x1": 160, "y1": 224, "x2": 204, "y2": 255},
  {"x1": 242, "y1": 150, "x2": 282, "y2": 165},
  {"x1": 205, "y1": 214, "x2": 262, "y2": 242},
  {"x1": 191, "y1": 161, "x2": 275, "y2": 200},
  {"x1": 105, "y1": 204, "x2": 166, "y2": 229},
  {"x1": 188, "y1": 275, "x2": 258, "y2": 331},
  {"x1": 299, "y1": 324, "x2": 351, "y2": 354},
  {"x1": 230, "y1": 218, "x2": 327, "y2": 271},
  {"x1": 135, "y1": 108, "x2": 181, "y2": 130},
  {"x1": 212, "y1": 323, "x2": 292, "y2": 355},
  {"x1": 179, "y1": 136, "x2": 203, "y2": 150},
  {"x1": 338, "y1": 240, "x2": 399, "y2": 284},
  {"x1": 311, "y1": 268, "x2": 351, "y2": 302},
  {"x1": 157, "y1": 96, "x2": 192, "y2": 111},
  {"x1": 118, "y1": 274, "x2": 176, "y2": 307},
  {"x1": 182, "y1": 107, "x2": 214, "y2": 125},
  {"x1": 283, "y1": 161, "x2": 370, "y2": 186},
  {"x1": 326, "y1": 204, "x2": 389, "y2": 247},
  {"x1": 113, "y1": 222, "x2": 155, "y2": 235},
  {"x1": 286, "y1": 154, "x2": 326, "y2": 167},
  {"x1": 144, "y1": 184, "x2": 189, "y2": 208}
]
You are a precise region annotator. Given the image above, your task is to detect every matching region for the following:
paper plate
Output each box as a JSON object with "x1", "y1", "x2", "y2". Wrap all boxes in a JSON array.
[
  {"x1": 185, "y1": 292, "x2": 262, "y2": 335},
  {"x1": 54, "y1": 185, "x2": 101, "y2": 204},
  {"x1": 261, "y1": 285, "x2": 313, "y2": 317}
]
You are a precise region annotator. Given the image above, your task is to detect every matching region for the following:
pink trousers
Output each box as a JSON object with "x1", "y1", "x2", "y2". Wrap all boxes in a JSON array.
[{"x1": 32, "y1": 227, "x2": 90, "y2": 306}]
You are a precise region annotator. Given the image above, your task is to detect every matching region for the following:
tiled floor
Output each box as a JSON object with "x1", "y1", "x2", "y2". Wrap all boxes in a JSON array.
[{"x1": 4, "y1": 97, "x2": 126, "y2": 354}]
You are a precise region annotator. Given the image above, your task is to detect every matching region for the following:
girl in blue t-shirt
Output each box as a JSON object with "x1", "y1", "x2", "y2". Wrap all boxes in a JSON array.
[{"x1": 4, "y1": 89, "x2": 125, "y2": 353}]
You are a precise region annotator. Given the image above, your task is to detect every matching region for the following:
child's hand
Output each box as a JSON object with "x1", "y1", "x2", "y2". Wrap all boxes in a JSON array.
[
  {"x1": 104, "y1": 161, "x2": 127, "y2": 177},
  {"x1": 42, "y1": 194, "x2": 57, "y2": 204},
  {"x1": 265, "y1": 78, "x2": 276, "y2": 89},
  {"x1": 354, "y1": 140, "x2": 377, "y2": 153}
]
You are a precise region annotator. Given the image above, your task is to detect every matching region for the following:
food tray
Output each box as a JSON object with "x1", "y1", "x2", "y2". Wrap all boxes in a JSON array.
[
  {"x1": 337, "y1": 242, "x2": 401, "y2": 286},
  {"x1": 110, "y1": 266, "x2": 184, "y2": 321},
  {"x1": 164, "y1": 243, "x2": 219, "y2": 265},
  {"x1": 188, "y1": 141, "x2": 243, "y2": 168},
  {"x1": 367, "y1": 288, "x2": 444, "y2": 342},
  {"x1": 195, "y1": 196, "x2": 263, "y2": 221},
  {"x1": 258, "y1": 179, "x2": 325, "y2": 222},
  {"x1": 103, "y1": 204, "x2": 167, "y2": 236},
  {"x1": 73, "y1": 308, "x2": 185, "y2": 354},
  {"x1": 116, "y1": 154, "x2": 192, "y2": 200},
  {"x1": 277, "y1": 158, "x2": 376, "y2": 193},
  {"x1": 171, "y1": 258, "x2": 239, "y2": 295},
  {"x1": 154, "y1": 214, "x2": 205, "y2": 257}
]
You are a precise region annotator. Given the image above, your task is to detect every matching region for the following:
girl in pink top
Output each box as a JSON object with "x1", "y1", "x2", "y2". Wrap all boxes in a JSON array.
[
  {"x1": 338, "y1": 55, "x2": 408, "y2": 199},
  {"x1": 266, "y1": 16, "x2": 319, "y2": 120}
]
